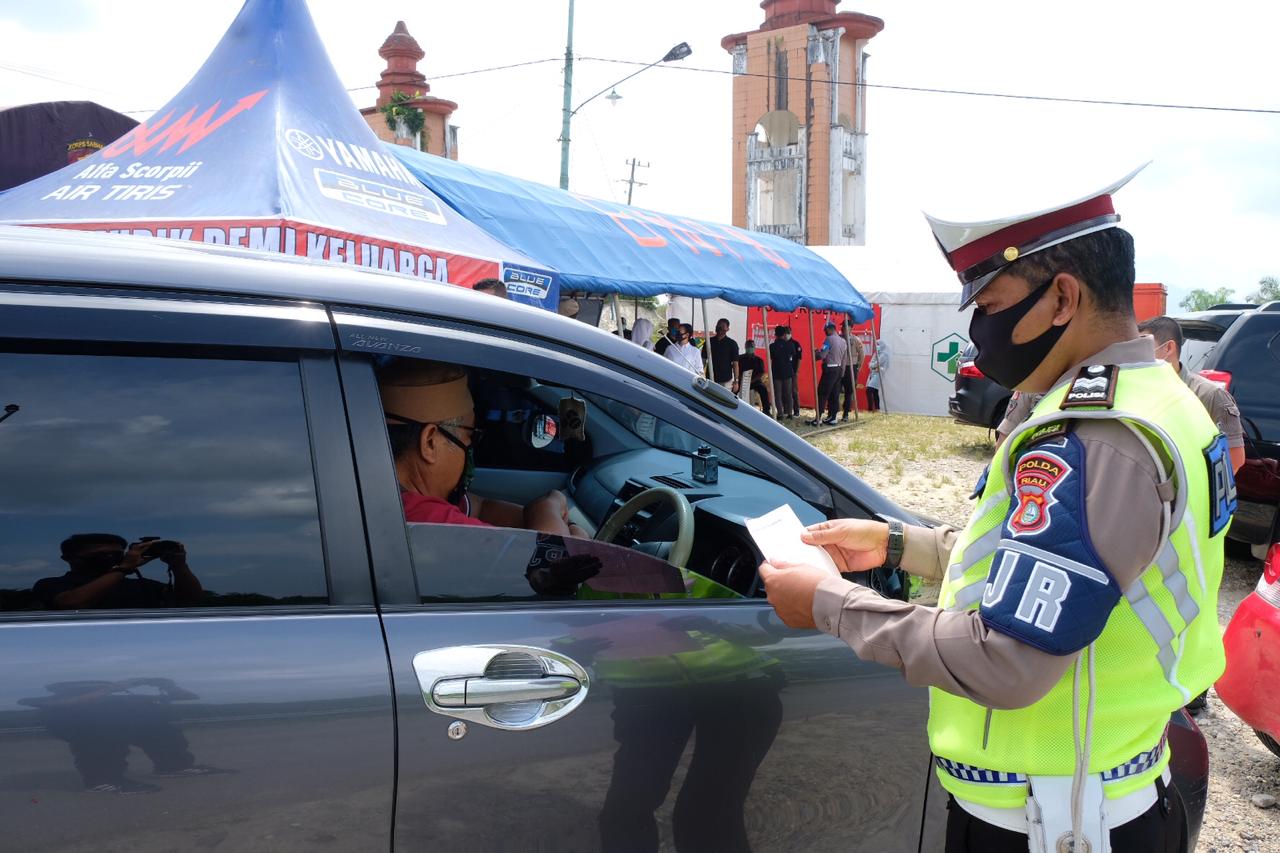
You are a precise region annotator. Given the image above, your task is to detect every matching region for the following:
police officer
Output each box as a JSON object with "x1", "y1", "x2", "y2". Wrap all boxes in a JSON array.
[
  {"x1": 760, "y1": 166, "x2": 1235, "y2": 853},
  {"x1": 1139, "y1": 315, "x2": 1246, "y2": 473}
]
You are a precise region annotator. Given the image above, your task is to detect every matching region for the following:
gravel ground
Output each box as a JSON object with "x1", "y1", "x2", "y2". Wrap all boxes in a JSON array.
[{"x1": 796, "y1": 411, "x2": 1278, "y2": 852}]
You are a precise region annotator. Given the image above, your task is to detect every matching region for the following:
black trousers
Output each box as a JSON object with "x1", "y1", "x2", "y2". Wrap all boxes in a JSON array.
[
  {"x1": 866, "y1": 387, "x2": 881, "y2": 412},
  {"x1": 749, "y1": 381, "x2": 771, "y2": 416},
  {"x1": 598, "y1": 684, "x2": 783, "y2": 853},
  {"x1": 816, "y1": 366, "x2": 842, "y2": 420},
  {"x1": 840, "y1": 365, "x2": 857, "y2": 415},
  {"x1": 772, "y1": 376, "x2": 796, "y2": 416},
  {"x1": 944, "y1": 778, "x2": 1187, "y2": 853}
]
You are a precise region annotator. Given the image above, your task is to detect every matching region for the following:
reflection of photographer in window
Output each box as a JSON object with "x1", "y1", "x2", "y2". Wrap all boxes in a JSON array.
[{"x1": 35, "y1": 533, "x2": 203, "y2": 610}]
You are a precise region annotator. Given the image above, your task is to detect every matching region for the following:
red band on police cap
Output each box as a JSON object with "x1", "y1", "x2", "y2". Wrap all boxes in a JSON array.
[{"x1": 946, "y1": 194, "x2": 1117, "y2": 274}]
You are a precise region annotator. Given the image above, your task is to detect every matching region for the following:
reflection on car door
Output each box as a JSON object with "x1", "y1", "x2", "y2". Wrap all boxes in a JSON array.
[
  {"x1": 0, "y1": 289, "x2": 394, "y2": 850},
  {"x1": 334, "y1": 316, "x2": 930, "y2": 852}
]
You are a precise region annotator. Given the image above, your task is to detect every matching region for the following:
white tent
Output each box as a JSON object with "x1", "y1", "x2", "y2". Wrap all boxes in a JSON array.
[{"x1": 810, "y1": 246, "x2": 974, "y2": 417}]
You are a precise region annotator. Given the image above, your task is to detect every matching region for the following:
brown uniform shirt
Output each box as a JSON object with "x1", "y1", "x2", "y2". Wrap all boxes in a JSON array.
[
  {"x1": 996, "y1": 390, "x2": 1043, "y2": 441},
  {"x1": 812, "y1": 337, "x2": 1174, "y2": 709},
  {"x1": 1182, "y1": 365, "x2": 1244, "y2": 449}
]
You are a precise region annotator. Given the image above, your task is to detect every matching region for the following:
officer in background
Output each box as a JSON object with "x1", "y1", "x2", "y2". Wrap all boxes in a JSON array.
[
  {"x1": 1140, "y1": 315, "x2": 1245, "y2": 473},
  {"x1": 760, "y1": 166, "x2": 1234, "y2": 853}
]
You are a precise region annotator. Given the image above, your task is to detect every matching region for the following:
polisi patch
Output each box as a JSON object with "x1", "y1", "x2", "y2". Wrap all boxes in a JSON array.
[
  {"x1": 1009, "y1": 451, "x2": 1070, "y2": 535},
  {"x1": 1061, "y1": 364, "x2": 1118, "y2": 409}
]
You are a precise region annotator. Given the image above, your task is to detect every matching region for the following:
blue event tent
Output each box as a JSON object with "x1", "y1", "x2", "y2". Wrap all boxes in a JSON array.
[
  {"x1": 0, "y1": 0, "x2": 558, "y2": 310},
  {"x1": 390, "y1": 147, "x2": 873, "y2": 322}
]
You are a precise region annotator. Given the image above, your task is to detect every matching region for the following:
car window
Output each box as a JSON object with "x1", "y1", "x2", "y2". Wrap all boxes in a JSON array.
[
  {"x1": 0, "y1": 352, "x2": 328, "y2": 612},
  {"x1": 374, "y1": 358, "x2": 771, "y2": 603}
]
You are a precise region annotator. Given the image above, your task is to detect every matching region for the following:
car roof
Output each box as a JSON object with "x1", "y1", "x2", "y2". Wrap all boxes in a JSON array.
[{"x1": 0, "y1": 224, "x2": 637, "y2": 358}]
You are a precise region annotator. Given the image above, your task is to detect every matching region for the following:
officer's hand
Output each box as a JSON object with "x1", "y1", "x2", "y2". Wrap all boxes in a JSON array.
[
  {"x1": 758, "y1": 560, "x2": 827, "y2": 629},
  {"x1": 801, "y1": 520, "x2": 889, "y2": 573}
]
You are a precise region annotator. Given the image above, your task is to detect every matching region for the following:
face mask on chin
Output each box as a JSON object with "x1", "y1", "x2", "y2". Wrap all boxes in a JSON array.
[{"x1": 969, "y1": 277, "x2": 1070, "y2": 389}]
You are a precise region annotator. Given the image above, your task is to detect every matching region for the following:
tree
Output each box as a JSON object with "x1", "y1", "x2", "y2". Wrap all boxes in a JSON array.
[
  {"x1": 1179, "y1": 286, "x2": 1237, "y2": 312},
  {"x1": 1246, "y1": 276, "x2": 1280, "y2": 304},
  {"x1": 381, "y1": 91, "x2": 426, "y2": 150}
]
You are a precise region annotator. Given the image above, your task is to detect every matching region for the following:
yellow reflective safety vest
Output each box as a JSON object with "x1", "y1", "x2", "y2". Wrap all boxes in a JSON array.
[{"x1": 929, "y1": 360, "x2": 1229, "y2": 808}]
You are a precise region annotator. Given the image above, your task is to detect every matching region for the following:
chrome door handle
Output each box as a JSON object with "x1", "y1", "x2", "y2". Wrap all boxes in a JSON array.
[
  {"x1": 413, "y1": 645, "x2": 590, "y2": 731},
  {"x1": 433, "y1": 676, "x2": 581, "y2": 708}
]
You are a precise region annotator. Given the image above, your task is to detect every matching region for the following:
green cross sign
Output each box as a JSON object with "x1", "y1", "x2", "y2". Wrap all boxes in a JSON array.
[{"x1": 930, "y1": 333, "x2": 968, "y2": 381}]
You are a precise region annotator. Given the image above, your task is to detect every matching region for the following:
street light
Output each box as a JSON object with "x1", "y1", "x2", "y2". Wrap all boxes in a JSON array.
[{"x1": 558, "y1": 35, "x2": 692, "y2": 190}]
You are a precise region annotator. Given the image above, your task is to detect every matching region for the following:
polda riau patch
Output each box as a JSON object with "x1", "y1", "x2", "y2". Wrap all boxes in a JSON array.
[
  {"x1": 1008, "y1": 450, "x2": 1071, "y2": 535},
  {"x1": 1060, "y1": 364, "x2": 1119, "y2": 409}
]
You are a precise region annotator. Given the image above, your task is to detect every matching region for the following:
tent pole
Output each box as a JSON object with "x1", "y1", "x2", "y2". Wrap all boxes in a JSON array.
[
  {"x1": 843, "y1": 313, "x2": 858, "y2": 422},
  {"x1": 701, "y1": 299, "x2": 713, "y2": 380},
  {"x1": 761, "y1": 306, "x2": 770, "y2": 375},
  {"x1": 610, "y1": 292, "x2": 623, "y2": 335},
  {"x1": 807, "y1": 309, "x2": 819, "y2": 422}
]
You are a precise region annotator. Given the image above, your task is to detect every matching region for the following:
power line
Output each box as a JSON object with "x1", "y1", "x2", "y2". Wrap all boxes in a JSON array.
[
  {"x1": 105, "y1": 57, "x2": 565, "y2": 116},
  {"x1": 577, "y1": 55, "x2": 1280, "y2": 117}
]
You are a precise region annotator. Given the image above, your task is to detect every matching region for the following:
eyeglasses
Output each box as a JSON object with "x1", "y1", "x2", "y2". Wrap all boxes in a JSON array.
[{"x1": 385, "y1": 413, "x2": 484, "y2": 450}]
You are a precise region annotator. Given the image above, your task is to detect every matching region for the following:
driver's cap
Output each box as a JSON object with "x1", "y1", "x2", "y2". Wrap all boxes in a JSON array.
[{"x1": 925, "y1": 163, "x2": 1148, "y2": 308}]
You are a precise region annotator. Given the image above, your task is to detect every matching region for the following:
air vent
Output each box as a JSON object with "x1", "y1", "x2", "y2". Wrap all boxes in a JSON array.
[{"x1": 652, "y1": 474, "x2": 693, "y2": 489}]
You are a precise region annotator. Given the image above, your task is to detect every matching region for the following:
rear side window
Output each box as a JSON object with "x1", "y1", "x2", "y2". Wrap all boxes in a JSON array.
[{"x1": 0, "y1": 353, "x2": 328, "y2": 612}]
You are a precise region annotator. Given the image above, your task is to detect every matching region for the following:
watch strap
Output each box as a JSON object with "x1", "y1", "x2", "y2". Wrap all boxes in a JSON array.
[{"x1": 884, "y1": 520, "x2": 905, "y2": 569}]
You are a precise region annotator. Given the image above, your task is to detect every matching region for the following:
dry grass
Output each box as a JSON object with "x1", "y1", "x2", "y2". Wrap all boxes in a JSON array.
[{"x1": 794, "y1": 413, "x2": 995, "y2": 528}]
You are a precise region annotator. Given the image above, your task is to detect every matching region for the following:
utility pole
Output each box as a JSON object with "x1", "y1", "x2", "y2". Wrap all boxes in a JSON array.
[
  {"x1": 558, "y1": 0, "x2": 575, "y2": 190},
  {"x1": 621, "y1": 158, "x2": 649, "y2": 205}
]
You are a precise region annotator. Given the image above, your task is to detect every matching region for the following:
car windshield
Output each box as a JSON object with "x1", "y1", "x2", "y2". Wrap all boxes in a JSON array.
[{"x1": 581, "y1": 392, "x2": 760, "y2": 475}]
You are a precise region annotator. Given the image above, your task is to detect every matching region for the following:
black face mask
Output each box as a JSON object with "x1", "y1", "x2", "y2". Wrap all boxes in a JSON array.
[
  {"x1": 969, "y1": 278, "x2": 1068, "y2": 389},
  {"x1": 447, "y1": 442, "x2": 476, "y2": 505}
]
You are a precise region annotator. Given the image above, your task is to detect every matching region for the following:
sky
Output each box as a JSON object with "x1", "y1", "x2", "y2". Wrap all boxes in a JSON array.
[{"x1": 2, "y1": 0, "x2": 1278, "y2": 309}]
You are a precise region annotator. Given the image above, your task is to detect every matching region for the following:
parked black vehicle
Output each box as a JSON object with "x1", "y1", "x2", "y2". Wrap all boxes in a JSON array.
[
  {"x1": 0, "y1": 227, "x2": 1207, "y2": 851},
  {"x1": 1177, "y1": 303, "x2": 1280, "y2": 557},
  {"x1": 949, "y1": 342, "x2": 1013, "y2": 431}
]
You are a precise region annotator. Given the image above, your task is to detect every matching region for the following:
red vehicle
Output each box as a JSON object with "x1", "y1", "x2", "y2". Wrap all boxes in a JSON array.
[{"x1": 1217, "y1": 542, "x2": 1280, "y2": 755}]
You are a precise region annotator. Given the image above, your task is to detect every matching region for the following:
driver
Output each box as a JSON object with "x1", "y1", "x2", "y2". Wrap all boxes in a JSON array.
[{"x1": 377, "y1": 359, "x2": 584, "y2": 536}]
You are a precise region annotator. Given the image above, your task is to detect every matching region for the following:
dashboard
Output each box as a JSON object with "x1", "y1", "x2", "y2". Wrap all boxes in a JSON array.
[{"x1": 568, "y1": 447, "x2": 829, "y2": 597}]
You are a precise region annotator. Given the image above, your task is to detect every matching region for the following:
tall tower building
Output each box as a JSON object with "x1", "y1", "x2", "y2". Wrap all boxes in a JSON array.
[
  {"x1": 359, "y1": 21, "x2": 460, "y2": 160},
  {"x1": 722, "y1": 1, "x2": 882, "y2": 245}
]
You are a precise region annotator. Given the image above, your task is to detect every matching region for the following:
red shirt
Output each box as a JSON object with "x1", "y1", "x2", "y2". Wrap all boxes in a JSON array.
[{"x1": 402, "y1": 492, "x2": 490, "y2": 527}]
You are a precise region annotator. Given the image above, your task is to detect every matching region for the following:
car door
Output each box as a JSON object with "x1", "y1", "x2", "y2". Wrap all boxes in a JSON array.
[
  {"x1": 0, "y1": 284, "x2": 394, "y2": 850},
  {"x1": 333, "y1": 308, "x2": 931, "y2": 852}
]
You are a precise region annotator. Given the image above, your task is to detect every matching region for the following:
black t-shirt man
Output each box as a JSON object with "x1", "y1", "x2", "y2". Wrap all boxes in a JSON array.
[
  {"x1": 34, "y1": 572, "x2": 168, "y2": 609},
  {"x1": 769, "y1": 338, "x2": 798, "y2": 378},
  {"x1": 705, "y1": 336, "x2": 739, "y2": 383},
  {"x1": 737, "y1": 352, "x2": 766, "y2": 386}
]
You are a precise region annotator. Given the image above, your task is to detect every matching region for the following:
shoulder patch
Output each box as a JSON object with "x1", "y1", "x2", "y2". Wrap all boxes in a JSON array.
[
  {"x1": 1061, "y1": 364, "x2": 1118, "y2": 409},
  {"x1": 1203, "y1": 433, "x2": 1238, "y2": 537},
  {"x1": 1010, "y1": 450, "x2": 1071, "y2": 535}
]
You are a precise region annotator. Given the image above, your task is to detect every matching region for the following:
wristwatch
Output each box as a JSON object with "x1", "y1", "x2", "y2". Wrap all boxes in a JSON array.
[{"x1": 884, "y1": 520, "x2": 905, "y2": 569}]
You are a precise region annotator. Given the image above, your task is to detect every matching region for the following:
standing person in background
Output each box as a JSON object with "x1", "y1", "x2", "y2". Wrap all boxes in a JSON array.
[
  {"x1": 472, "y1": 278, "x2": 509, "y2": 299},
  {"x1": 1140, "y1": 315, "x2": 1246, "y2": 473},
  {"x1": 734, "y1": 341, "x2": 772, "y2": 417},
  {"x1": 663, "y1": 323, "x2": 703, "y2": 374},
  {"x1": 631, "y1": 318, "x2": 655, "y2": 351},
  {"x1": 865, "y1": 337, "x2": 888, "y2": 413},
  {"x1": 769, "y1": 325, "x2": 798, "y2": 419},
  {"x1": 703, "y1": 319, "x2": 740, "y2": 389},
  {"x1": 654, "y1": 318, "x2": 681, "y2": 356},
  {"x1": 787, "y1": 327, "x2": 803, "y2": 416},
  {"x1": 808, "y1": 322, "x2": 847, "y2": 426},
  {"x1": 839, "y1": 322, "x2": 864, "y2": 423}
]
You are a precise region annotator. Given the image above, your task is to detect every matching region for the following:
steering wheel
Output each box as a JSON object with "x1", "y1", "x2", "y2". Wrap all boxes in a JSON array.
[{"x1": 595, "y1": 487, "x2": 695, "y2": 569}]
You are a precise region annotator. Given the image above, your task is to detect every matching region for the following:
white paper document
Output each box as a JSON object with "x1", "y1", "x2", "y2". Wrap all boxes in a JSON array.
[{"x1": 745, "y1": 505, "x2": 841, "y2": 576}]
